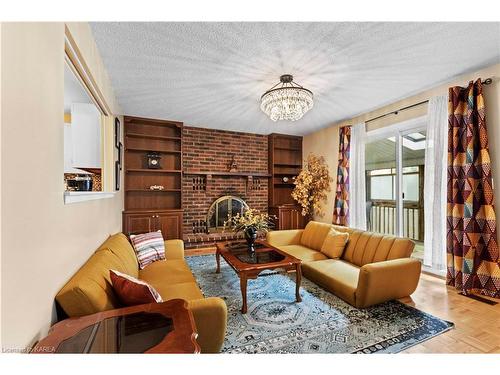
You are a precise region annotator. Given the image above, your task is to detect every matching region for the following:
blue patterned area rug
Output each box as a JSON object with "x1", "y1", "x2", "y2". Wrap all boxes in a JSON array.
[{"x1": 186, "y1": 255, "x2": 453, "y2": 354}]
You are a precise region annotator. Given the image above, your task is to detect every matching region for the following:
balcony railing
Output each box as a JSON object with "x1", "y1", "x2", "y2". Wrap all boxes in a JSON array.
[{"x1": 366, "y1": 200, "x2": 424, "y2": 241}]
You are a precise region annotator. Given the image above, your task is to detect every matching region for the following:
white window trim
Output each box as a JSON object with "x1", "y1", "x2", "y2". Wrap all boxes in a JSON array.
[
  {"x1": 64, "y1": 191, "x2": 116, "y2": 204},
  {"x1": 63, "y1": 26, "x2": 117, "y2": 203}
]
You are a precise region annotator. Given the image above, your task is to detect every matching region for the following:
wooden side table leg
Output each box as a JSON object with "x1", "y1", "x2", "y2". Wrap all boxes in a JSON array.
[
  {"x1": 240, "y1": 274, "x2": 248, "y2": 314},
  {"x1": 295, "y1": 264, "x2": 302, "y2": 302},
  {"x1": 216, "y1": 249, "x2": 221, "y2": 273}
]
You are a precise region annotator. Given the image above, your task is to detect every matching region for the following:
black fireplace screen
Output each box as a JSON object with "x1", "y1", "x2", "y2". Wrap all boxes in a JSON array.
[{"x1": 207, "y1": 195, "x2": 249, "y2": 232}]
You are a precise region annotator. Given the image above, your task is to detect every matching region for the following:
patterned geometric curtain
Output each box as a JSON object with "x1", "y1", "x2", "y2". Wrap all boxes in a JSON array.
[
  {"x1": 333, "y1": 126, "x2": 351, "y2": 226},
  {"x1": 447, "y1": 79, "x2": 500, "y2": 298}
]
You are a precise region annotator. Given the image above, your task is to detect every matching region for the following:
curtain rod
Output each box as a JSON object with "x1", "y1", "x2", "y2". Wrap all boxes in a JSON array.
[{"x1": 343, "y1": 78, "x2": 493, "y2": 126}]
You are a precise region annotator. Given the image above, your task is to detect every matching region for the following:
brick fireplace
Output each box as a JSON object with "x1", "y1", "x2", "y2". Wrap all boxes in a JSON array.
[{"x1": 182, "y1": 126, "x2": 269, "y2": 248}]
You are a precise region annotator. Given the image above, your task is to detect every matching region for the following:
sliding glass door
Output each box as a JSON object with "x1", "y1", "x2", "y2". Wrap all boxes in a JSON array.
[
  {"x1": 365, "y1": 118, "x2": 427, "y2": 259},
  {"x1": 365, "y1": 138, "x2": 397, "y2": 236}
]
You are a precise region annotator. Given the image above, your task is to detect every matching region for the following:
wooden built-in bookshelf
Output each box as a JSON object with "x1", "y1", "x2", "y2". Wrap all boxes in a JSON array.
[
  {"x1": 268, "y1": 133, "x2": 307, "y2": 230},
  {"x1": 122, "y1": 116, "x2": 184, "y2": 240}
]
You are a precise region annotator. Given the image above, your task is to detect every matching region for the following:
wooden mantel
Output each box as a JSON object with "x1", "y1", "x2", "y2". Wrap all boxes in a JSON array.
[
  {"x1": 184, "y1": 170, "x2": 271, "y2": 178},
  {"x1": 184, "y1": 170, "x2": 271, "y2": 194}
]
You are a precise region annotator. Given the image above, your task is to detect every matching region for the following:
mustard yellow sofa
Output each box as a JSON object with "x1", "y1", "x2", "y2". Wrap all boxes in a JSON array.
[
  {"x1": 56, "y1": 233, "x2": 227, "y2": 353},
  {"x1": 266, "y1": 221, "x2": 421, "y2": 308}
]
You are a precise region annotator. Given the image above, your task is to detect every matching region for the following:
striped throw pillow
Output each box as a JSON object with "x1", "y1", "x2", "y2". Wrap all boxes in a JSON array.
[{"x1": 129, "y1": 231, "x2": 165, "y2": 269}]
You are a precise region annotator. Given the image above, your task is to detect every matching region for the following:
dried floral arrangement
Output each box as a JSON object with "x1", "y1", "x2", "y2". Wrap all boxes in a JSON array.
[
  {"x1": 223, "y1": 209, "x2": 275, "y2": 233},
  {"x1": 292, "y1": 153, "x2": 333, "y2": 217}
]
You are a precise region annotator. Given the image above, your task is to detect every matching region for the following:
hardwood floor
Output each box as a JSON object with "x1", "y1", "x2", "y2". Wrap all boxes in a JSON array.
[
  {"x1": 186, "y1": 248, "x2": 500, "y2": 353},
  {"x1": 399, "y1": 273, "x2": 500, "y2": 353}
]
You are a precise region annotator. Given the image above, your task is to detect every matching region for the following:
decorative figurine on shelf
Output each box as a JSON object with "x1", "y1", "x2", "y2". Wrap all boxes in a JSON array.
[
  {"x1": 228, "y1": 154, "x2": 238, "y2": 172},
  {"x1": 147, "y1": 152, "x2": 161, "y2": 169},
  {"x1": 149, "y1": 185, "x2": 165, "y2": 191}
]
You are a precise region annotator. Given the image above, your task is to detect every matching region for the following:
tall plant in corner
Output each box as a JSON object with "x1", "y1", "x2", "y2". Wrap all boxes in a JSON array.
[{"x1": 292, "y1": 154, "x2": 332, "y2": 217}]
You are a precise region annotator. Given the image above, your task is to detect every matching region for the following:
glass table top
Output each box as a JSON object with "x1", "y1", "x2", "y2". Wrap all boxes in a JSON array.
[
  {"x1": 225, "y1": 242, "x2": 286, "y2": 264},
  {"x1": 56, "y1": 312, "x2": 174, "y2": 353}
]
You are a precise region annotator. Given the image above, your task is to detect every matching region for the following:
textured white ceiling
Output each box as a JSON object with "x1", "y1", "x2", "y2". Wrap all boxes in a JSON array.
[{"x1": 90, "y1": 22, "x2": 500, "y2": 135}]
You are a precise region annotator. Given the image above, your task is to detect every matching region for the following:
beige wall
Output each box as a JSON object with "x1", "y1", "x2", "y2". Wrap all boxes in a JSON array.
[
  {"x1": 304, "y1": 63, "x2": 500, "y2": 224},
  {"x1": 1, "y1": 23, "x2": 123, "y2": 351},
  {"x1": 303, "y1": 125, "x2": 340, "y2": 223},
  {"x1": 0, "y1": 22, "x2": 3, "y2": 349}
]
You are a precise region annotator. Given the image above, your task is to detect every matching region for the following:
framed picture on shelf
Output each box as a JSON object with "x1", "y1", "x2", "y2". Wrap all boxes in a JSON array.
[
  {"x1": 114, "y1": 117, "x2": 121, "y2": 148},
  {"x1": 115, "y1": 160, "x2": 120, "y2": 191},
  {"x1": 118, "y1": 142, "x2": 123, "y2": 170}
]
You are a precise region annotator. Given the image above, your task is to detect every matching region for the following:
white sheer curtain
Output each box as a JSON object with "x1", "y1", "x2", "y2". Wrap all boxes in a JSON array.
[
  {"x1": 349, "y1": 122, "x2": 367, "y2": 230},
  {"x1": 424, "y1": 95, "x2": 448, "y2": 271}
]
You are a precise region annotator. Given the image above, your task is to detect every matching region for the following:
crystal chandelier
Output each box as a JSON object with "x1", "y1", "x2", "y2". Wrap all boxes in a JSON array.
[{"x1": 260, "y1": 74, "x2": 313, "y2": 122}]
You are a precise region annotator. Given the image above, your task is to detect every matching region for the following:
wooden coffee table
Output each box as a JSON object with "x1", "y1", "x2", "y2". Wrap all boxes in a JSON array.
[
  {"x1": 31, "y1": 299, "x2": 200, "y2": 354},
  {"x1": 216, "y1": 240, "x2": 302, "y2": 313}
]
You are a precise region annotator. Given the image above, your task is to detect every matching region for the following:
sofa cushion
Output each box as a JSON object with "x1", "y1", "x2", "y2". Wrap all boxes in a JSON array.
[
  {"x1": 300, "y1": 221, "x2": 333, "y2": 251},
  {"x1": 139, "y1": 259, "x2": 196, "y2": 286},
  {"x1": 320, "y1": 228, "x2": 349, "y2": 259},
  {"x1": 276, "y1": 244, "x2": 328, "y2": 262},
  {"x1": 332, "y1": 224, "x2": 414, "y2": 267},
  {"x1": 334, "y1": 226, "x2": 364, "y2": 265},
  {"x1": 152, "y1": 282, "x2": 204, "y2": 302},
  {"x1": 302, "y1": 259, "x2": 359, "y2": 306},
  {"x1": 110, "y1": 269, "x2": 163, "y2": 306},
  {"x1": 56, "y1": 251, "x2": 123, "y2": 317},
  {"x1": 386, "y1": 238, "x2": 415, "y2": 261},
  {"x1": 96, "y1": 233, "x2": 139, "y2": 278},
  {"x1": 350, "y1": 232, "x2": 383, "y2": 266}
]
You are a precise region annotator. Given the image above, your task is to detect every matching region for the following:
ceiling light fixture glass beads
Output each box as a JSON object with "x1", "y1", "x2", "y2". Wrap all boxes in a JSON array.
[{"x1": 260, "y1": 74, "x2": 313, "y2": 122}]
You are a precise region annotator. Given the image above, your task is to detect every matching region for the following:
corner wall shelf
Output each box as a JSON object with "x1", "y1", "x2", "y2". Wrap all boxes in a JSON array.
[
  {"x1": 125, "y1": 133, "x2": 181, "y2": 141},
  {"x1": 125, "y1": 147, "x2": 181, "y2": 154}
]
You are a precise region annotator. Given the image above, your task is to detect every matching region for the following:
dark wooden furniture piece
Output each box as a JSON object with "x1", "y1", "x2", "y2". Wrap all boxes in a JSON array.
[
  {"x1": 215, "y1": 240, "x2": 302, "y2": 314},
  {"x1": 122, "y1": 116, "x2": 184, "y2": 240},
  {"x1": 269, "y1": 205, "x2": 307, "y2": 231},
  {"x1": 32, "y1": 299, "x2": 200, "y2": 354},
  {"x1": 268, "y1": 133, "x2": 306, "y2": 230}
]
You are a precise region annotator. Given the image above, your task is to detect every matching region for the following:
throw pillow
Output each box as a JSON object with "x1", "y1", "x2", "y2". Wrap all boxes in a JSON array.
[
  {"x1": 110, "y1": 269, "x2": 163, "y2": 306},
  {"x1": 129, "y1": 230, "x2": 165, "y2": 269},
  {"x1": 320, "y1": 228, "x2": 349, "y2": 259}
]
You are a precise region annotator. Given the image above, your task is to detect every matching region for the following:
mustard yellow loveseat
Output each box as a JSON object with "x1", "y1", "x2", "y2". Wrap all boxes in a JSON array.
[
  {"x1": 56, "y1": 233, "x2": 227, "y2": 353},
  {"x1": 266, "y1": 221, "x2": 421, "y2": 308}
]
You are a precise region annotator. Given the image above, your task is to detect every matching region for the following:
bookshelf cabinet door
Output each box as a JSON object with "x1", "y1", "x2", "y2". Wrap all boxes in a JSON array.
[
  {"x1": 156, "y1": 211, "x2": 183, "y2": 240},
  {"x1": 290, "y1": 207, "x2": 307, "y2": 229},
  {"x1": 123, "y1": 213, "x2": 156, "y2": 236},
  {"x1": 270, "y1": 206, "x2": 306, "y2": 230}
]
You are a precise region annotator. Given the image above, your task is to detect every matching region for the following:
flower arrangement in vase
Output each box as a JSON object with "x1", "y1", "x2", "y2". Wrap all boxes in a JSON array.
[
  {"x1": 223, "y1": 209, "x2": 275, "y2": 252},
  {"x1": 292, "y1": 153, "x2": 333, "y2": 218}
]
